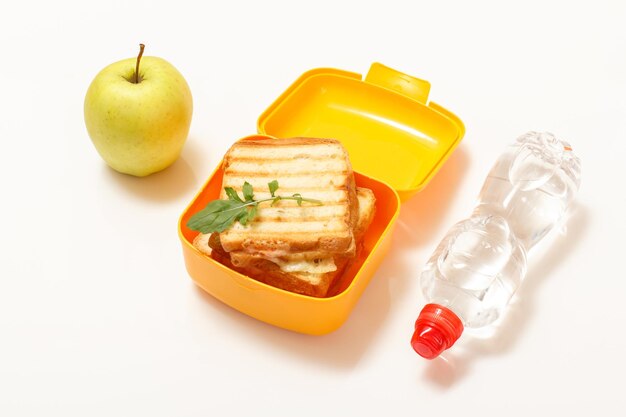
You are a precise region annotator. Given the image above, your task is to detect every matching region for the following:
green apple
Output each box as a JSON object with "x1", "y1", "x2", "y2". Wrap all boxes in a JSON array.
[{"x1": 84, "y1": 44, "x2": 193, "y2": 177}]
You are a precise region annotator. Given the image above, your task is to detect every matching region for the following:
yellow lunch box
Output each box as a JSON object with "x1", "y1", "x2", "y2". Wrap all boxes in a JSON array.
[{"x1": 178, "y1": 63, "x2": 465, "y2": 335}]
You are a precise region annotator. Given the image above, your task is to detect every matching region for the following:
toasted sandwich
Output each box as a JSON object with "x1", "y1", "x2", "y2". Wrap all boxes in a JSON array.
[
  {"x1": 217, "y1": 137, "x2": 358, "y2": 255},
  {"x1": 194, "y1": 187, "x2": 376, "y2": 297},
  {"x1": 192, "y1": 136, "x2": 375, "y2": 297}
]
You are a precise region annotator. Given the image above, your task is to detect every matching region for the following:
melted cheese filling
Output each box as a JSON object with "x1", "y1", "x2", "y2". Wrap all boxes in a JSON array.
[{"x1": 269, "y1": 257, "x2": 337, "y2": 273}]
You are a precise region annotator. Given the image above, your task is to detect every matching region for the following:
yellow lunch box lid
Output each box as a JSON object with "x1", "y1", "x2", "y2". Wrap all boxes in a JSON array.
[{"x1": 258, "y1": 63, "x2": 465, "y2": 201}]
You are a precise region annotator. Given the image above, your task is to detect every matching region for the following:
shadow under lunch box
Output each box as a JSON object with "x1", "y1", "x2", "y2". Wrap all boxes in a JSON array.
[{"x1": 178, "y1": 63, "x2": 465, "y2": 335}]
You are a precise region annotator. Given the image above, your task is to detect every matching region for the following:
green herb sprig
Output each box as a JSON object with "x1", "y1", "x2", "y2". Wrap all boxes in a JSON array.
[{"x1": 187, "y1": 180, "x2": 322, "y2": 234}]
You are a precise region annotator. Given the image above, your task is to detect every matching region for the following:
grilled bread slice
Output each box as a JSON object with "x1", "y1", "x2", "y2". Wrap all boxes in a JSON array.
[
  {"x1": 217, "y1": 137, "x2": 358, "y2": 255},
  {"x1": 194, "y1": 187, "x2": 376, "y2": 297},
  {"x1": 226, "y1": 188, "x2": 375, "y2": 273}
]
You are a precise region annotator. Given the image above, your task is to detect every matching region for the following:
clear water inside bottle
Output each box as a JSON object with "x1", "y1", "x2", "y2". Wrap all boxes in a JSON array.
[
  {"x1": 475, "y1": 132, "x2": 581, "y2": 250},
  {"x1": 421, "y1": 215, "x2": 527, "y2": 328},
  {"x1": 419, "y1": 132, "x2": 581, "y2": 329}
]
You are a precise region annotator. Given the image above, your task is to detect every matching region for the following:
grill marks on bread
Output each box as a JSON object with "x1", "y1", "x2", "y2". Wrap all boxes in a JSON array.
[
  {"x1": 192, "y1": 137, "x2": 375, "y2": 297},
  {"x1": 218, "y1": 137, "x2": 357, "y2": 254},
  {"x1": 194, "y1": 187, "x2": 377, "y2": 297}
]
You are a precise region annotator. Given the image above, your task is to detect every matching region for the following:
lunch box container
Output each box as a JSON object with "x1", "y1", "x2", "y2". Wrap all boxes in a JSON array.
[{"x1": 178, "y1": 63, "x2": 465, "y2": 335}]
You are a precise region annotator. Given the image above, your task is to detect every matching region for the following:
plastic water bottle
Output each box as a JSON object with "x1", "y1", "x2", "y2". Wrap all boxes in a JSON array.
[{"x1": 411, "y1": 132, "x2": 581, "y2": 359}]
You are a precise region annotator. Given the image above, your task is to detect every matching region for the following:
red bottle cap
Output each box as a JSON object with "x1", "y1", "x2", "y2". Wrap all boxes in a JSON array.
[{"x1": 411, "y1": 303, "x2": 464, "y2": 359}]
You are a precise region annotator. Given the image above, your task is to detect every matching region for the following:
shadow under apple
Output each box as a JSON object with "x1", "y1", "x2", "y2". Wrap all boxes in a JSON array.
[{"x1": 104, "y1": 139, "x2": 204, "y2": 203}]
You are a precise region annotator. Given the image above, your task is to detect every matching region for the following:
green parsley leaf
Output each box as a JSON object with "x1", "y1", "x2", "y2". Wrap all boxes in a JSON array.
[
  {"x1": 242, "y1": 181, "x2": 254, "y2": 202},
  {"x1": 186, "y1": 199, "x2": 248, "y2": 233},
  {"x1": 268, "y1": 180, "x2": 279, "y2": 197},
  {"x1": 248, "y1": 204, "x2": 258, "y2": 223},
  {"x1": 187, "y1": 180, "x2": 323, "y2": 234},
  {"x1": 224, "y1": 187, "x2": 243, "y2": 203},
  {"x1": 270, "y1": 196, "x2": 281, "y2": 207}
]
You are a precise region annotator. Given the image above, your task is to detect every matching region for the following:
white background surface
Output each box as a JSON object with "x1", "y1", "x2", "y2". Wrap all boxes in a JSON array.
[{"x1": 1, "y1": 0, "x2": 625, "y2": 415}]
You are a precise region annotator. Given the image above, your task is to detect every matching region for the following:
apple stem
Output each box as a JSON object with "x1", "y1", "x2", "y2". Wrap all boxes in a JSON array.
[{"x1": 134, "y1": 43, "x2": 145, "y2": 84}]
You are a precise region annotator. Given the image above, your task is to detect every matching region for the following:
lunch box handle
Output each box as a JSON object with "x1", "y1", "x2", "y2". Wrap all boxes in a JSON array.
[{"x1": 365, "y1": 63, "x2": 431, "y2": 104}]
